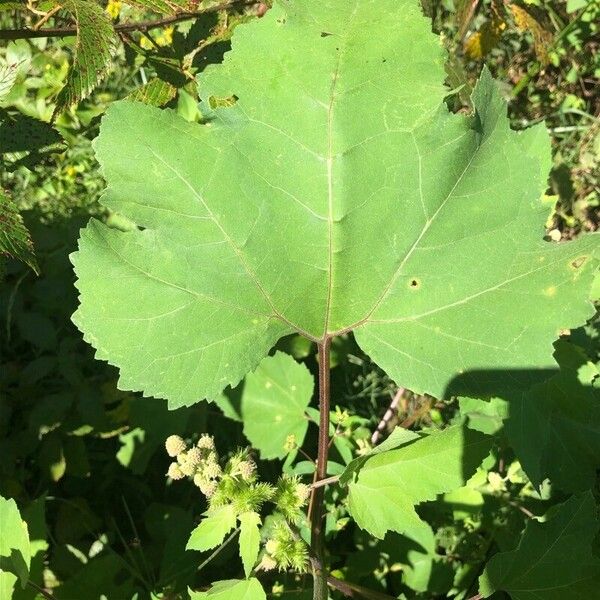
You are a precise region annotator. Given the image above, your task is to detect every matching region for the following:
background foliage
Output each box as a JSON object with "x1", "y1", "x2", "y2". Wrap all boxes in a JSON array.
[{"x1": 0, "y1": 0, "x2": 598, "y2": 598}]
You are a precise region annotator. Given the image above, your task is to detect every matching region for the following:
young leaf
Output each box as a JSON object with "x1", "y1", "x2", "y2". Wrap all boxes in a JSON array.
[
  {"x1": 72, "y1": 0, "x2": 598, "y2": 408},
  {"x1": 240, "y1": 351, "x2": 313, "y2": 459},
  {"x1": 238, "y1": 511, "x2": 261, "y2": 578},
  {"x1": 345, "y1": 425, "x2": 491, "y2": 539},
  {"x1": 479, "y1": 492, "x2": 600, "y2": 598},
  {"x1": 0, "y1": 496, "x2": 31, "y2": 588},
  {"x1": 186, "y1": 504, "x2": 236, "y2": 552},
  {"x1": 0, "y1": 190, "x2": 39, "y2": 274},
  {"x1": 54, "y1": 0, "x2": 115, "y2": 114},
  {"x1": 189, "y1": 578, "x2": 267, "y2": 600}
]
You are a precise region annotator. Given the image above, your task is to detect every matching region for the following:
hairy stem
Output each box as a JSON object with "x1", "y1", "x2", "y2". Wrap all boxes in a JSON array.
[{"x1": 311, "y1": 337, "x2": 332, "y2": 600}]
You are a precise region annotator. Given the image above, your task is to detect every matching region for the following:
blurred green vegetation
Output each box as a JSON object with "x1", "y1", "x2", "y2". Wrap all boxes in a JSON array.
[{"x1": 0, "y1": 0, "x2": 598, "y2": 598}]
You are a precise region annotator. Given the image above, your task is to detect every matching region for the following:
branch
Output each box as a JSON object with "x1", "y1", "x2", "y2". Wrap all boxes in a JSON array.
[
  {"x1": 371, "y1": 387, "x2": 404, "y2": 445},
  {"x1": 26, "y1": 581, "x2": 57, "y2": 600},
  {"x1": 326, "y1": 575, "x2": 397, "y2": 600},
  {"x1": 311, "y1": 474, "x2": 339, "y2": 490},
  {"x1": 0, "y1": 0, "x2": 256, "y2": 40}
]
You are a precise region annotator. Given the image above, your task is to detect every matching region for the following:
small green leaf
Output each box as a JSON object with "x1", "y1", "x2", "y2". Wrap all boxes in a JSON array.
[
  {"x1": 479, "y1": 492, "x2": 600, "y2": 598},
  {"x1": 54, "y1": 0, "x2": 115, "y2": 114},
  {"x1": 186, "y1": 504, "x2": 237, "y2": 552},
  {"x1": 0, "y1": 496, "x2": 31, "y2": 588},
  {"x1": 126, "y1": 78, "x2": 177, "y2": 107},
  {"x1": 189, "y1": 578, "x2": 267, "y2": 600},
  {"x1": 340, "y1": 426, "x2": 420, "y2": 486},
  {"x1": 238, "y1": 511, "x2": 261, "y2": 578},
  {"x1": 459, "y1": 396, "x2": 508, "y2": 435},
  {"x1": 346, "y1": 425, "x2": 491, "y2": 539},
  {"x1": 0, "y1": 190, "x2": 39, "y2": 274},
  {"x1": 566, "y1": 0, "x2": 589, "y2": 11},
  {"x1": 240, "y1": 352, "x2": 314, "y2": 459}
]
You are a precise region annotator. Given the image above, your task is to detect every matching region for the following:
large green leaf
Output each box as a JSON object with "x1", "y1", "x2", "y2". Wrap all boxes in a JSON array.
[
  {"x1": 54, "y1": 0, "x2": 115, "y2": 114},
  {"x1": 503, "y1": 340, "x2": 600, "y2": 492},
  {"x1": 0, "y1": 496, "x2": 31, "y2": 588},
  {"x1": 479, "y1": 492, "x2": 600, "y2": 599},
  {"x1": 239, "y1": 351, "x2": 313, "y2": 459},
  {"x1": 344, "y1": 425, "x2": 491, "y2": 539},
  {"x1": 72, "y1": 0, "x2": 598, "y2": 408}
]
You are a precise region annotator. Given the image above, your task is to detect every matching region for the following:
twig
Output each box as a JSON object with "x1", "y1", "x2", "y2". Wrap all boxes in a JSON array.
[
  {"x1": 311, "y1": 475, "x2": 339, "y2": 490},
  {"x1": 0, "y1": 0, "x2": 256, "y2": 40},
  {"x1": 26, "y1": 581, "x2": 57, "y2": 600},
  {"x1": 197, "y1": 527, "x2": 240, "y2": 573},
  {"x1": 371, "y1": 387, "x2": 404, "y2": 445},
  {"x1": 32, "y1": 5, "x2": 61, "y2": 30},
  {"x1": 399, "y1": 396, "x2": 431, "y2": 429},
  {"x1": 466, "y1": 594, "x2": 483, "y2": 600},
  {"x1": 508, "y1": 499, "x2": 535, "y2": 520},
  {"x1": 326, "y1": 576, "x2": 397, "y2": 600}
]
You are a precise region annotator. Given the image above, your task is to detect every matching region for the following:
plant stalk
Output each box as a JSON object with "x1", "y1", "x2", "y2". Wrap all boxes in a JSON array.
[{"x1": 311, "y1": 337, "x2": 332, "y2": 600}]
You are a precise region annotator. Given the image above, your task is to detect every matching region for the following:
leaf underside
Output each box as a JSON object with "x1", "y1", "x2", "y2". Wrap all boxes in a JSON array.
[{"x1": 72, "y1": 0, "x2": 598, "y2": 408}]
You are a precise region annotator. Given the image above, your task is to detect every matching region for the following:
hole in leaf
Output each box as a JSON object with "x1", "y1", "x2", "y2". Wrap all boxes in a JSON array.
[
  {"x1": 409, "y1": 278, "x2": 420, "y2": 289},
  {"x1": 321, "y1": 31, "x2": 333, "y2": 37}
]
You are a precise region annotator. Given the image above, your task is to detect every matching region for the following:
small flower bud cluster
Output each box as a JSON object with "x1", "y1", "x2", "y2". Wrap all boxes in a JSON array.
[
  {"x1": 258, "y1": 520, "x2": 308, "y2": 573},
  {"x1": 273, "y1": 475, "x2": 311, "y2": 524},
  {"x1": 165, "y1": 434, "x2": 222, "y2": 497},
  {"x1": 228, "y1": 450, "x2": 257, "y2": 483},
  {"x1": 165, "y1": 435, "x2": 186, "y2": 457}
]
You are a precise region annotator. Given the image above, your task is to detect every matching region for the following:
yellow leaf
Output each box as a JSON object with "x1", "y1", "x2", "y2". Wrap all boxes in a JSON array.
[{"x1": 509, "y1": 4, "x2": 553, "y2": 64}]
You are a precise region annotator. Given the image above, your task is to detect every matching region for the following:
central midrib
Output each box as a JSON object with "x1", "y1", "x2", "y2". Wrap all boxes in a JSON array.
[{"x1": 322, "y1": 3, "x2": 361, "y2": 338}]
